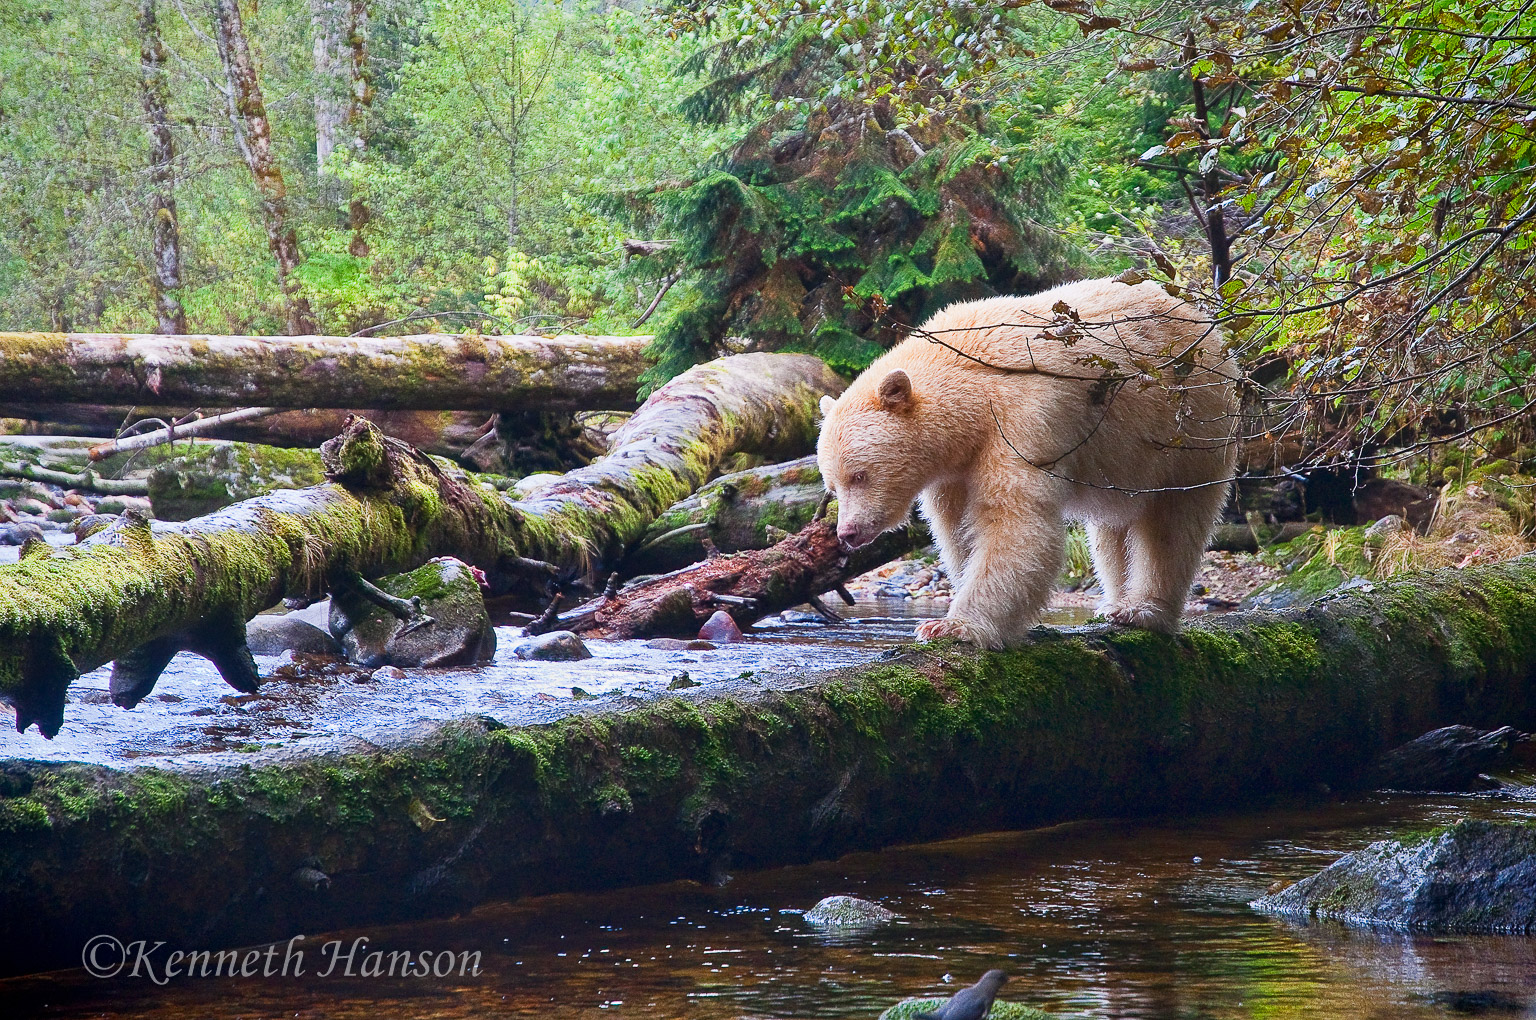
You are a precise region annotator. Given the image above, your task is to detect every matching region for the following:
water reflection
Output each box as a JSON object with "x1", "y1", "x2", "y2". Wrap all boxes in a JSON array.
[{"x1": 7, "y1": 794, "x2": 1535, "y2": 1019}]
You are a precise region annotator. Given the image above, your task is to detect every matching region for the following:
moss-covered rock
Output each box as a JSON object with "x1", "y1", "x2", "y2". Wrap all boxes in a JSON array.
[
  {"x1": 1243, "y1": 526, "x2": 1373, "y2": 609},
  {"x1": 879, "y1": 999, "x2": 1057, "y2": 1020},
  {"x1": 145, "y1": 442, "x2": 327, "y2": 521},
  {"x1": 1252, "y1": 818, "x2": 1536, "y2": 932},
  {"x1": 330, "y1": 557, "x2": 494, "y2": 668}
]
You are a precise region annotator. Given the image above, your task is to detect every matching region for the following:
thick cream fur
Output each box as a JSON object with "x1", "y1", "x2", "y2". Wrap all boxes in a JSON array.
[{"x1": 817, "y1": 278, "x2": 1238, "y2": 648}]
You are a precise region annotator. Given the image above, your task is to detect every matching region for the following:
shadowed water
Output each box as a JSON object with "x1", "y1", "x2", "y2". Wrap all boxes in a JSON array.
[{"x1": 4, "y1": 792, "x2": 1535, "y2": 1019}]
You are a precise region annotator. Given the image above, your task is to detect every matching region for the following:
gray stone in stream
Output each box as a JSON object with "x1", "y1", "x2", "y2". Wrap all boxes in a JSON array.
[
  {"x1": 645, "y1": 638, "x2": 716, "y2": 651},
  {"x1": 246, "y1": 615, "x2": 343, "y2": 656},
  {"x1": 513, "y1": 630, "x2": 592, "y2": 661},
  {"x1": 1366, "y1": 725, "x2": 1524, "y2": 792},
  {"x1": 94, "y1": 495, "x2": 153, "y2": 517},
  {"x1": 1251, "y1": 818, "x2": 1536, "y2": 933},
  {"x1": 330, "y1": 557, "x2": 496, "y2": 668},
  {"x1": 803, "y1": 895, "x2": 898, "y2": 928},
  {"x1": 0, "y1": 522, "x2": 45, "y2": 546}
]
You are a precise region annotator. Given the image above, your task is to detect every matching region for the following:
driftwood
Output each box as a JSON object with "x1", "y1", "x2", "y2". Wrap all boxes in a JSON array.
[
  {"x1": 0, "y1": 353, "x2": 844, "y2": 736},
  {"x1": 0, "y1": 332, "x2": 650, "y2": 411},
  {"x1": 544, "y1": 516, "x2": 924, "y2": 639},
  {"x1": 1364, "y1": 724, "x2": 1527, "y2": 792}
]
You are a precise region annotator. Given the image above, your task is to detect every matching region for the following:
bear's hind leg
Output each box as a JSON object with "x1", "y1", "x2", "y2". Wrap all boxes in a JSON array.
[
  {"x1": 1111, "y1": 489, "x2": 1222, "y2": 632},
  {"x1": 1086, "y1": 521, "x2": 1129, "y2": 616}
]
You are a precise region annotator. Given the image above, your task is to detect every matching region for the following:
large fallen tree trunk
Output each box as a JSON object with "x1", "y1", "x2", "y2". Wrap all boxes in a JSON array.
[
  {"x1": 0, "y1": 353, "x2": 844, "y2": 736},
  {"x1": 0, "y1": 332, "x2": 651, "y2": 410},
  {"x1": 3, "y1": 556, "x2": 1535, "y2": 974}
]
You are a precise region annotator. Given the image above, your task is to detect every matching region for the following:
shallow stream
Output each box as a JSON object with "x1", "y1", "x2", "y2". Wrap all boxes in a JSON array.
[{"x1": 5, "y1": 791, "x2": 1536, "y2": 1019}]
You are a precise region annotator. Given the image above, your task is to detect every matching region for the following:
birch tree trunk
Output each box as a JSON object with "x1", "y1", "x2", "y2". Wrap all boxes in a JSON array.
[
  {"x1": 138, "y1": 0, "x2": 186, "y2": 334},
  {"x1": 212, "y1": 0, "x2": 318, "y2": 335}
]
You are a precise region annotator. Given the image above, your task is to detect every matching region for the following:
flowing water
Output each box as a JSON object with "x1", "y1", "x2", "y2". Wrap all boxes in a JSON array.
[
  {"x1": 5, "y1": 791, "x2": 1536, "y2": 1019},
  {"x1": 4, "y1": 598, "x2": 1536, "y2": 1018}
]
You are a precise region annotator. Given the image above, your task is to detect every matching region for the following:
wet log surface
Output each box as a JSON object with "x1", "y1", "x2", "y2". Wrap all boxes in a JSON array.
[
  {"x1": 0, "y1": 332, "x2": 651, "y2": 411},
  {"x1": 0, "y1": 352, "x2": 844, "y2": 736},
  {"x1": 1, "y1": 554, "x2": 1534, "y2": 976}
]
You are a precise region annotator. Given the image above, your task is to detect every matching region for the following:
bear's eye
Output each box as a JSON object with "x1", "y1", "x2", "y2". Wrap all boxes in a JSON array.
[{"x1": 849, "y1": 471, "x2": 868, "y2": 486}]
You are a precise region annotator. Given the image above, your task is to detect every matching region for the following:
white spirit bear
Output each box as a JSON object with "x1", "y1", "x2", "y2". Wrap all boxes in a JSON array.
[{"x1": 817, "y1": 278, "x2": 1238, "y2": 648}]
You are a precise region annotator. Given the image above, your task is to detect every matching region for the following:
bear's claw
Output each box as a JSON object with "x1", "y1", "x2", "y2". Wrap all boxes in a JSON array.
[{"x1": 915, "y1": 617, "x2": 985, "y2": 645}]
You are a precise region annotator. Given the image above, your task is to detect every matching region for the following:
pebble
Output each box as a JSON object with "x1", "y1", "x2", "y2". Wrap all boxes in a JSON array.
[
  {"x1": 513, "y1": 630, "x2": 593, "y2": 661},
  {"x1": 698, "y1": 610, "x2": 742, "y2": 643}
]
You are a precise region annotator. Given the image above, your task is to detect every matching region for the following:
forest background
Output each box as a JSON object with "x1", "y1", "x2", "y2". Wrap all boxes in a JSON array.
[{"x1": 3, "y1": 0, "x2": 1534, "y2": 477}]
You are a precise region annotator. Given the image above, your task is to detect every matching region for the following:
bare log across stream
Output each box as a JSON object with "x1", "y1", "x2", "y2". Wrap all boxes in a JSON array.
[
  {"x1": 0, "y1": 332, "x2": 650, "y2": 410},
  {"x1": 0, "y1": 353, "x2": 844, "y2": 737}
]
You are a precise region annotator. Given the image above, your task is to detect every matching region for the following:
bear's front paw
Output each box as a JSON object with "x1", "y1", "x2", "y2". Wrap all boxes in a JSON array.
[
  {"x1": 915, "y1": 617, "x2": 1003, "y2": 648},
  {"x1": 1106, "y1": 603, "x2": 1180, "y2": 633}
]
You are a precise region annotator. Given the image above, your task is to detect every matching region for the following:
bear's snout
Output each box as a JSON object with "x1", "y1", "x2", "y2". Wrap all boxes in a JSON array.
[{"x1": 836, "y1": 520, "x2": 877, "y2": 550}]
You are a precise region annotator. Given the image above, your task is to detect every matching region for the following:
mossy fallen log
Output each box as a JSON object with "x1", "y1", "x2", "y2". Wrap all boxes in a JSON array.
[
  {"x1": 0, "y1": 352, "x2": 844, "y2": 736},
  {"x1": 1, "y1": 556, "x2": 1535, "y2": 975},
  {"x1": 0, "y1": 332, "x2": 651, "y2": 411}
]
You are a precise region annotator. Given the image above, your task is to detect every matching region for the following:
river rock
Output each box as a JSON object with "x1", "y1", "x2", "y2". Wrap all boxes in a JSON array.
[
  {"x1": 329, "y1": 556, "x2": 496, "y2": 668},
  {"x1": 513, "y1": 630, "x2": 592, "y2": 661},
  {"x1": 1365, "y1": 725, "x2": 1524, "y2": 792},
  {"x1": 645, "y1": 638, "x2": 717, "y2": 651},
  {"x1": 879, "y1": 1000, "x2": 1053, "y2": 1020},
  {"x1": 803, "y1": 895, "x2": 898, "y2": 928},
  {"x1": 0, "y1": 522, "x2": 45, "y2": 546},
  {"x1": 699, "y1": 610, "x2": 743, "y2": 643},
  {"x1": 1251, "y1": 818, "x2": 1536, "y2": 932},
  {"x1": 246, "y1": 614, "x2": 343, "y2": 656}
]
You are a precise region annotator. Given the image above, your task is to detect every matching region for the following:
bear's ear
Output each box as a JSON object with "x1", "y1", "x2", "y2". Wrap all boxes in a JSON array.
[
  {"x1": 877, "y1": 369, "x2": 914, "y2": 411},
  {"x1": 819, "y1": 394, "x2": 837, "y2": 420}
]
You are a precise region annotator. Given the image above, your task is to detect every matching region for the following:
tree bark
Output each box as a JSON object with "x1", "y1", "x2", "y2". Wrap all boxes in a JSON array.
[
  {"x1": 344, "y1": 0, "x2": 371, "y2": 256},
  {"x1": 0, "y1": 353, "x2": 843, "y2": 736},
  {"x1": 213, "y1": 0, "x2": 318, "y2": 334},
  {"x1": 309, "y1": 0, "x2": 345, "y2": 176},
  {"x1": 0, "y1": 332, "x2": 651, "y2": 410},
  {"x1": 551, "y1": 516, "x2": 925, "y2": 639},
  {"x1": 138, "y1": 0, "x2": 187, "y2": 334}
]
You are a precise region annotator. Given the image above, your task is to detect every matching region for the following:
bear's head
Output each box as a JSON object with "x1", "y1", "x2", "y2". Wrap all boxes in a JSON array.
[{"x1": 816, "y1": 368, "x2": 931, "y2": 550}]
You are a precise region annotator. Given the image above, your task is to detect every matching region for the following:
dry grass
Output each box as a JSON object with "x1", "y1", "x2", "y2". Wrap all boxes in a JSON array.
[{"x1": 1369, "y1": 483, "x2": 1534, "y2": 578}]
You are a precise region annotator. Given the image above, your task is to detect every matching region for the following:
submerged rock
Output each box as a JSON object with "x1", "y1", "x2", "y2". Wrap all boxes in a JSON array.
[
  {"x1": 246, "y1": 615, "x2": 342, "y2": 656},
  {"x1": 1251, "y1": 818, "x2": 1536, "y2": 932},
  {"x1": 330, "y1": 557, "x2": 496, "y2": 668},
  {"x1": 645, "y1": 638, "x2": 716, "y2": 650},
  {"x1": 1366, "y1": 725, "x2": 1524, "y2": 792},
  {"x1": 803, "y1": 895, "x2": 898, "y2": 928},
  {"x1": 513, "y1": 630, "x2": 592, "y2": 661},
  {"x1": 699, "y1": 610, "x2": 743, "y2": 643}
]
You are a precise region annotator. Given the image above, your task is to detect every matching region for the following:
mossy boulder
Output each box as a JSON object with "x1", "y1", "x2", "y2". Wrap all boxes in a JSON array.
[
  {"x1": 329, "y1": 557, "x2": 495, "y2": 668},
  {"x1": 879, "y1": 999, "x2": 1057, "y2": 1020},
  {"x1": 1252, "y1": 818, "x2": 1536, "y2": 932},
  {"x1": 803, "y1": 894, "x2": 898, "y2": 927}
]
